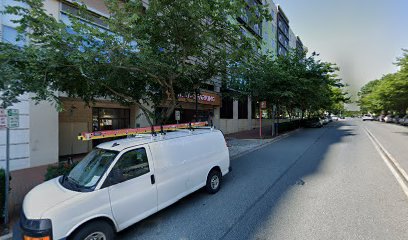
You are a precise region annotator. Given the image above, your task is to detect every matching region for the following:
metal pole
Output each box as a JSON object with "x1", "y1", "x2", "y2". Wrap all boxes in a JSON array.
[
  {"x1": 3, "y1": 126, "x2": 10, "y2": 233},
  {"x1": 195, "y1": 89, "x2": 198, "y2": 122},
  {"x1": 259, "y1": 102, "x2": 262, "y2": 139}
]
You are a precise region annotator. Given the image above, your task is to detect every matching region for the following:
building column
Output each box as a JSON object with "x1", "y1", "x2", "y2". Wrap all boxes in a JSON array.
[
  {"x1": 233, "y1": 100, "x2": 238, "y2": 133},
  {"x1": 248, "y1": 97, "x2": 252, "y2": 130}
]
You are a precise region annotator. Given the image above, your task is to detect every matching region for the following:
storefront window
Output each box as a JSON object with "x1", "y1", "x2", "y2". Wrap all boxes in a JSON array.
[
  {"x1": 238, "y1": 98, "x2": 248, "y2": 119},
  {"x1": 220, "y1": 96, "x2": 234, "y2": 119},
  {"x1": 92, "y1": 108, "x2": 130, "y2": 131}
]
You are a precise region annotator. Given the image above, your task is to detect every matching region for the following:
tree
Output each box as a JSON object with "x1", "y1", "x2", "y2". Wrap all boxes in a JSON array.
[
  {"x1": 0, "y1": 0, "x2": 271, "y2": 125},
  {"x1": 234, "y1": 50, "x2": 348, "y2": 118},
  {"x1": 358, "y1": 50, "x2": 408, "y2": 115}
]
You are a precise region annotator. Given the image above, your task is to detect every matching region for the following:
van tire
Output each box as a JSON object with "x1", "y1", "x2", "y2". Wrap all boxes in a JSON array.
[
  {"x1": 70, "y1": 220, "x2": 115, "y2": 240},
  {"x1": 205, "y1": 169, "x2": 222, "y2": 194}
]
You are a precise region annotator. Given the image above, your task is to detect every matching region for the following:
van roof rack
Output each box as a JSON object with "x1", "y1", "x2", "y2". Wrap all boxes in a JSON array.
[{"x1": 78, "y1": 121, "x2": 208, "y2": 141}]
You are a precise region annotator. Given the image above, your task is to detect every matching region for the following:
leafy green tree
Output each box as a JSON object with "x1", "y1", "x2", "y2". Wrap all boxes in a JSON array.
[
  {"x1": 359, "y1": 50, "x2": 408, "y2": 115},
  {"x1": 235, "y1": 50, "x2": 348, "y2": 119},
  {"x1": 0, "y1": 0, "x2": 270, "y2": 125}
]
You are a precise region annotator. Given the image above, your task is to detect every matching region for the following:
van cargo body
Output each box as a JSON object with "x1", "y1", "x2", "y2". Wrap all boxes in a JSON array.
[{"x1": 17, "y1": 128, "x2": 230, "y2": 240}]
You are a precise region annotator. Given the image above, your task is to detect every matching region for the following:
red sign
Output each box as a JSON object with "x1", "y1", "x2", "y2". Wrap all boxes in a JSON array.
[{"x1": 260, "y1": 101, "x2": 267, "y2": 109}]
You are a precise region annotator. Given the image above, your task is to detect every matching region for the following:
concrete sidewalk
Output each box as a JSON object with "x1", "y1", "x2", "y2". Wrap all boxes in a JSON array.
[{"x1": 226, "y1": 128, "x2": 301, "y2": 159}]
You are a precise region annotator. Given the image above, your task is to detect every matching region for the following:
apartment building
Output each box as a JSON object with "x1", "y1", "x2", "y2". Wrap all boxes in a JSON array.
[{"x1": 1, "y1": 0, "x2": 305, "y2": 171}]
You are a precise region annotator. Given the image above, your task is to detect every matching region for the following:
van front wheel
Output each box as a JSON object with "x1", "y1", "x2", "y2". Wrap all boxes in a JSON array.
[
  {"x1": 70, "y1": 220, "x2": 114, "y2": 240},
  {"x1": 206, "y1": 169, "x2": 222, "y2": 194}
]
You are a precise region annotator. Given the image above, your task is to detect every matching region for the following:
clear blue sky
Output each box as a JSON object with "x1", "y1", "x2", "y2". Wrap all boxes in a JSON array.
[{"x1": 273, "y1": 0, "x2": 408, "y2": 105}]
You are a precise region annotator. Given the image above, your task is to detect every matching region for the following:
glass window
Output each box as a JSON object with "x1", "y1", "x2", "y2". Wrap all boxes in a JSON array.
[
  {"x1": 112, "y1": 148, "x2": 150, "y2": 183},
  {"x1": 238, "y1": 98, "x2": 248, "y2": 119},
  {"x1": 64, "y1": 148, "x2": 119, "y2": 191},
  {"x1": 220, "y1": 95, "x2": 234, "y2": 119},
  {"x1": 2, "y1": 25, "x2": 25, "y2": 47}
]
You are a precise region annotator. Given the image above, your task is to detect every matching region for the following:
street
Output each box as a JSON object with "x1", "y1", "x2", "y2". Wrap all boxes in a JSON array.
[{"x1": 118, "y1": 119, "x2": 408, "y2": 240}]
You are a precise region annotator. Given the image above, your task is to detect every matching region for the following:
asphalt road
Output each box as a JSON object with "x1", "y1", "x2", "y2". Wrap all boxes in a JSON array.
[{"x1": 118, "y1": 119, "x2": 408, "y2": 240}]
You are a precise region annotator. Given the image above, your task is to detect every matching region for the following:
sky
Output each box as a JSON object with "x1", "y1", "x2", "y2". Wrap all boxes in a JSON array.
[{"x1": 273, "y1": 0, "x2": 408, "y2": 110}]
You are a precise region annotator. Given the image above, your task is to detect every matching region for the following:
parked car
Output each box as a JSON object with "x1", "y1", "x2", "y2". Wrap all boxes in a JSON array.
[
  {"x1": 384, "y1": 115, "x2": 393, "y2": 123},
  {"x1": 304, "y1": 117, "x2": 324, "y2": 128},
  {"x1": 379, "y1": 115, "x2": 385, "y2": 122},
  {"x1": 362, "y1": 114, "x2": 374, "y2": 121},
  {"x1": 331, "y1": 115, "x2": 339, "y2": 121},
  {"x1": 322, "y1": 117, "x2": 330, "y2": 125},
  {"x1": 17, "y1": 128, "x2": 230, "y2": 240},
  {"x1": 401, "y1": 115, "x2": 408, "y2": 126},
  {"x1": 392, "y1": 115, "x2": 400, "y2": 123},
  {"x1": 398, "y1": 115, "x2": 407, "y2": 125}
]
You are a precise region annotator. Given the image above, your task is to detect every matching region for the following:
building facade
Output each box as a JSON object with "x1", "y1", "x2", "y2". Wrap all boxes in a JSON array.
[{"x1": 1, "y1": 0, "x2": 305, "y2": 171}]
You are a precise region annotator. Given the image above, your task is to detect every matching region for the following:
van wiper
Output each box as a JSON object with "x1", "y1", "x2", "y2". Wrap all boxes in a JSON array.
[{"x1": 66, "y1": 176, "x2": 93, "y2": 192}]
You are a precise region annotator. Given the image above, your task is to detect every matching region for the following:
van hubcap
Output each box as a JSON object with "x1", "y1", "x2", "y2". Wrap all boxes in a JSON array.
[
  {"x1": 211, "y1": 175, "x2": 219, "y2": 189},
  {"x1": 84, "y1": 232, "x2": 106, "y2": 240}
]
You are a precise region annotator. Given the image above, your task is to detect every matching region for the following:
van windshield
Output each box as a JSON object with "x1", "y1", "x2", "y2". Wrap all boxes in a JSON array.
[{"x1": 62, "y1": 148, "x2": 118, "y2": 191}]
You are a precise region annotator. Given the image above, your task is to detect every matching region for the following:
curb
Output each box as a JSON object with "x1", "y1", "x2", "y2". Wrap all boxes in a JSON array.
[{"x1": 230, "y1": 128, "x2": 302, "y2": 160}]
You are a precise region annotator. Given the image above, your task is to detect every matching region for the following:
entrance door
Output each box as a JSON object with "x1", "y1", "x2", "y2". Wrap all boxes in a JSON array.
[{"x1": 107, "y1": 146, "x2": 157, "y2": 230}]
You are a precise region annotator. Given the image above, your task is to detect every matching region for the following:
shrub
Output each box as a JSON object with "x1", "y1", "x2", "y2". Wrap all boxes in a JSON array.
[
  {"x1": 0, "y1": 168, "x2": 11, "y2": 224},
  {"x1": 276, "y1": 120, "x2": 301, "y2": 133},
  {"x1": 44, "y1": 162, "x2": 78, "y2": 181}
]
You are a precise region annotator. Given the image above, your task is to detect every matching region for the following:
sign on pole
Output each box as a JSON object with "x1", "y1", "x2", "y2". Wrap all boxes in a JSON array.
[
  {"x1": 7, "y1": 109, "x2": 19, "y2": 128},
  {"x1": 175, "y1": 110, "x2": 181, "y2": 121},
  {"x1": 0, "y1": 108, "x2": 7, "y2": 129}
]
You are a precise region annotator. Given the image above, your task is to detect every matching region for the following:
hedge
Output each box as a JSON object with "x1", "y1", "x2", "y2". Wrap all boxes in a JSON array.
[
  {"x1": 44, "y1": 161, "x2": 78, "y2": 181},
  {"x1": 0, "y1": 168, "x2": 11, "y2": 224}
]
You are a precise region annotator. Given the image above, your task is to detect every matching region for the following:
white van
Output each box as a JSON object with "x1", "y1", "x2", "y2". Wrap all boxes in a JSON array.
[{"x1": 17, "y1": 128, "x2": 230, "y2": 240}]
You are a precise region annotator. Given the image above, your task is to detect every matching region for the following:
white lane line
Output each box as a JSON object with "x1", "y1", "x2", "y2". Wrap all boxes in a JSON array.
[{"x1": 364, "y1": 127, "x2": 408, "y2": 199}]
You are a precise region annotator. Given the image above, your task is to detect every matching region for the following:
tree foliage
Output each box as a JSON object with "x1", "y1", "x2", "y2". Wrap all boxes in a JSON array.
[
  {"x1": 0, "y1": 0, "x2": 270, "y2": 125},
  {"x1": 358, "y1": 49, "x2": 408, "y2": 115},
  {"x1": 231, "y1": 50, "x2": 349, "y2": 117}
]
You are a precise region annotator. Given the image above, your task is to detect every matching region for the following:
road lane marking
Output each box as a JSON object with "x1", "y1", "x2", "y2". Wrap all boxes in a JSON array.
[{"x1": 364, "y1": 127, "x2": 408, "y2": 199}]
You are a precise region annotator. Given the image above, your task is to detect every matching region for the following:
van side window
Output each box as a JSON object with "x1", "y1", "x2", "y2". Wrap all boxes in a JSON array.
[{"x1": 112, "y1": 148, "x2": 150, "y2": 182}]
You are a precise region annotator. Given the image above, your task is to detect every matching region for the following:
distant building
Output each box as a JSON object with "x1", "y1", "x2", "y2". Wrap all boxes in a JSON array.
[{"x1": 276, "y1": 5, "x2": 290, "y2": 56}]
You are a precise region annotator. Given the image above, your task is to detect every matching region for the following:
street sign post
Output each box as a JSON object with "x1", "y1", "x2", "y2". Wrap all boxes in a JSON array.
[
  {"x1": 7, "y1": 109, "x2": 19, "y2": 128},
  {"x1": 0, "y1": 109, "x2": 6, "y2": 129},
  {"x1": 175, "y1": 110, "x2": 180, "y2": 124},
  {"x1": 2, "y1": 109, "x2": 19, "y2": 233},
  {"x1": 259, "y1": 101, "x2": 267, "y2": 139}
]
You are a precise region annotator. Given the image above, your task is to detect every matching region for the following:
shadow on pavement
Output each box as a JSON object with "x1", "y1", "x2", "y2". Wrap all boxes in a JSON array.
[{"x1": 117, "y1": 121, "x2": 357, "y2": 240}]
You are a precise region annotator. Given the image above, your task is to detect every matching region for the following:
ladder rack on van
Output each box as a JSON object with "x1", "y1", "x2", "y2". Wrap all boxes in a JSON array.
[{"x1": 78, "y1": 121, "x2": 209, "y2": 141}]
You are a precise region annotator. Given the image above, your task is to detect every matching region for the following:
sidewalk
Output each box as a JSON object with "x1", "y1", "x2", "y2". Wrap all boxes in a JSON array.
[{"x1": 226, "y1": 126, "x2": 301, "y2": 159}]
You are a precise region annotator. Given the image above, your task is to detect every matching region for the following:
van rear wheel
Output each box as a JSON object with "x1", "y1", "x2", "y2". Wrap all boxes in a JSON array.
[
  {"x1": 206, "y1": 169, "x2": 222, "y2": 194},
  {"x1": 70, "y1": 220, "x2": 114, "y2": 240}
]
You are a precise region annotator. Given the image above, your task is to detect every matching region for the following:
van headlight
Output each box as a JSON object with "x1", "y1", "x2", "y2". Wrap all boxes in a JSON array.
[{"x1": 20, "y1": 212, "x2": 53, "y2": 239}]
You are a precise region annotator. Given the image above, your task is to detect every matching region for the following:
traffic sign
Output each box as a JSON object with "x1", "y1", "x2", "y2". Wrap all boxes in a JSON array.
[{"x1": 7, "y1": 109, "x2": 19, "y2": 128}]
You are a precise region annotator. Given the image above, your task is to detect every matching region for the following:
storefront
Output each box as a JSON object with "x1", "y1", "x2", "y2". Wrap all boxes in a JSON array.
[
  {"x1": 58, "y1": 97, "x2": 136, "y2": 157},
  {"x1": 173, "y1": 90, "x2": 221, "y2": 124}
]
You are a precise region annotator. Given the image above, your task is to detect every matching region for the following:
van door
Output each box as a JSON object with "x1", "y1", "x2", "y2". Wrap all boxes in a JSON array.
[{"x1": 106, "y1": 146, "x2": 157, "y2": 230}]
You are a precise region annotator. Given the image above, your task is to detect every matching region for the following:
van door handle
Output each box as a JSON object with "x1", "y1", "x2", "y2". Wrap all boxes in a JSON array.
[{"x1": 150, "y1": 174, "x2": 155, "y2": 185}]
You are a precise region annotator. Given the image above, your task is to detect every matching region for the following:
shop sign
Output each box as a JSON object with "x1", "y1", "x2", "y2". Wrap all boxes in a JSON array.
[
  {"x1": 178, "y1": 91, "x2": 221, "y2": 106},
  {"x1": 260, "y1": 101, "x2": 267, "y2": 109}
]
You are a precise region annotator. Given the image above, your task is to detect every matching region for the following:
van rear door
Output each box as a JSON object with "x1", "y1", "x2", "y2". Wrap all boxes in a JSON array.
[{"x1": 106, "y1": 145, "x2": 157, "y2": 230}]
